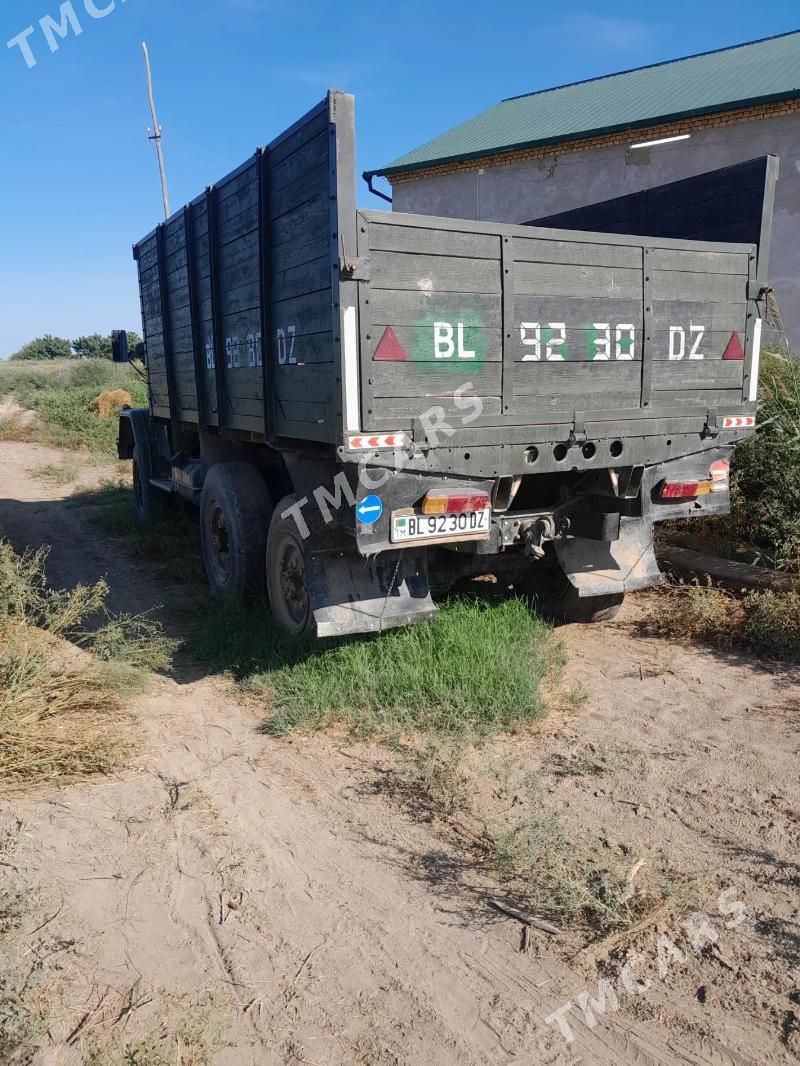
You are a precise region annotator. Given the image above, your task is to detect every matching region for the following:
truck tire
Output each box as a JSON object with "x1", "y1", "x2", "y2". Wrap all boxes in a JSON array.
[
  {"x1": 200, "y1": 463, "x2": 273, "y2": 602},
  {"x1": 266, "y1": 495, "x2": 315, "y2": 637},
  {"x1": 132, "y1": 442, "x2": 162, "y2": 522},
  {"x1": 515, "y1": 561, "x2": 624, "y2": 624}
]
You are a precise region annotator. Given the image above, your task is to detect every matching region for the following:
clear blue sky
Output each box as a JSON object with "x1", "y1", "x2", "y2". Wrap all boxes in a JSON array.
[{"x1": 1, "y1": 0, "x2": 797, "y2": 357}]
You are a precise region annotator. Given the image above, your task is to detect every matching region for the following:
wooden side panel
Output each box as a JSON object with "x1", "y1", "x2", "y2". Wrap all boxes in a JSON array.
[
  {"x1": 136, "y1": 233, "x2": 170, "y2": 417},
  {"x1": 267, "y1": 99, "x2": 337, "y2": 440},
  {"x1": 133, "y1": 95, "x2": 341, "y2": 439},
  {"x1": 363, "y1": 219, "x2": 503, "y2": 432}
]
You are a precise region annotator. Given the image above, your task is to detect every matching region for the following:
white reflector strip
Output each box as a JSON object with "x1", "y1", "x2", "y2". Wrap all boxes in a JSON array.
[
  {"x1": 749, "y1": 318, "x2": 763, "y2": 403},
  {"x1": 721, "y1": 415, "x2": 756, "y2": 429},
  {"x1": 349, "y1": 433, "x2": 410, "y2": 450},
  {"x1": 343, "y1": 305, "x2": 359, "y2": 433}
]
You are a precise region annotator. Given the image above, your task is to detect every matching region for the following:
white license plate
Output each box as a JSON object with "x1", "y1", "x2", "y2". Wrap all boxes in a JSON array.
[{"x1": 391, "y1": 508, "x2": 491, "y2": 544}]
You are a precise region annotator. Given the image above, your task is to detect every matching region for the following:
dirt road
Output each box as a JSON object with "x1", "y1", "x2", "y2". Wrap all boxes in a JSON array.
[{"x1": 1, "y1": 441, "x2": 798, "y2": 1065}]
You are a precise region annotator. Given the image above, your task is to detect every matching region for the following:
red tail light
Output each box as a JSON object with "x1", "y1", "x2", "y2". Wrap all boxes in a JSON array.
[
  {"x1": 659, "y1": 481, "x2": 700, "y2": 500},
  {"x1": 421, "y1": 491, "x2": 490, "y2": 515}
]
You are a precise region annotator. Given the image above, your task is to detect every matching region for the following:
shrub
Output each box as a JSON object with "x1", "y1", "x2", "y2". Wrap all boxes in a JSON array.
[
  {"x1": 729, "y1": 353, "x2": 800, "y2": 571},
  {"x1": 9, "y1": 335, "x2": 73, "y2": 361}
]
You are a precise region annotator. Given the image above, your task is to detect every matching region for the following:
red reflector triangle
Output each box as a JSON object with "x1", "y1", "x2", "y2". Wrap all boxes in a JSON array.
[
  {"x1": 722, "y1": 332, "x2": 744, "y2": 361},
  {"x1": 373, "y1": 326, "x2": 407, "y2": 361}
]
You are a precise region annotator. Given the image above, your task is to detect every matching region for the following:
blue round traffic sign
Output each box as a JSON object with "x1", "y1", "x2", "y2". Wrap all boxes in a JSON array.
[{"x1": 356, "y1": 495, "x2": 383, "y2": 526}]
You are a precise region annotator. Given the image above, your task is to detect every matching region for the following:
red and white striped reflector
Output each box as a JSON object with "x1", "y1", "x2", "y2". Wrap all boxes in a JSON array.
[
  {"x1": 709, "y1": 459, "x2": 730, "y2": 482},
  {"x1": 721, "y1": 416, "x2": 755, "y2": 430},
  {"x1": 348, "y1": 433, "x2": 409, "y2": 450},
  {"x1": 421, "y1": 491, "x2": 490, "y2": 515}
]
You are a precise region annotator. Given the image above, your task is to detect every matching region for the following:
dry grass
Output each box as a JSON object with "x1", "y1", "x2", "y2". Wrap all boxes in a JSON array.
[
  {"x1": 0, "y1": 540, "x2": 175, "y2": 789},
  {"x1": 393, "y1": 740, "x2": 686, "y2": 944},
  {"x1": 0, "y1": 624, "x2": 131, "y2": 787},
  {"x1": 647, "y1": 579, "x2": 800, "y2": 659}
]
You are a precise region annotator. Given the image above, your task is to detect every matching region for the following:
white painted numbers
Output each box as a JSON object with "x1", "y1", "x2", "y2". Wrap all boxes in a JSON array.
[
  {"x1": 276, "y1": 325, "x2": 297, "y2": 366},
  {"x1": 668, "y1": 324, "x2": 705, "y2": 360},
  {"x1": 434, "y1": 322, "x2": 475, "y2": 359},
  {"x1": 520, "y1": 322, "x2": 567, "y2": 361},
  {"x1": 520, "y1": 322, "x2": 635, "y2": 361}
]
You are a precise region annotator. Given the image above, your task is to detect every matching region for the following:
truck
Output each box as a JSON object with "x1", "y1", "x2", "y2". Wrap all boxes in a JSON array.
[{"x1": 116, "y1": 90, "x2": 776, "y2": 638}]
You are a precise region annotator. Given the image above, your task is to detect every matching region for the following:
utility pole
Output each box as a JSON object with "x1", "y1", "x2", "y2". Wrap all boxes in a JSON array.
[{"x1": 141, "y1": 42, "x2": 170, "y2": 219}]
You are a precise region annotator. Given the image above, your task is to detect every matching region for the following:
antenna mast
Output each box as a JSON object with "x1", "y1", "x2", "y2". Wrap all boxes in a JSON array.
[{"x1": 141, "y1": 42, "x2": 170, "y2": 219}]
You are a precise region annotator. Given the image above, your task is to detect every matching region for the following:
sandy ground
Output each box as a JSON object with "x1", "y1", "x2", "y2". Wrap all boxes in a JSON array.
[{"x1": 0, "y1": 441, "x2": 798, "y2": 1065}]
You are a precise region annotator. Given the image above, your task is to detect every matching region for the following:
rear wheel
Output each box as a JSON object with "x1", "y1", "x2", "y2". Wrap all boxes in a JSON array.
[
  {"x1": 515, "y1": 554, "x2": 623, "y2": 624},
  {"x1": 200, "y1": 462, "x2": 273, "y2": 602},
  {"x1": 266, "y1": 495, "x2": 315, "y2": 637}
]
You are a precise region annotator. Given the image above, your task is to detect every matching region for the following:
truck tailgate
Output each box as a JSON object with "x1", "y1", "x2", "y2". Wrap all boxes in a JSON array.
[{"x1": 356, "y1": 209, "x2": 760, "y2": 435}]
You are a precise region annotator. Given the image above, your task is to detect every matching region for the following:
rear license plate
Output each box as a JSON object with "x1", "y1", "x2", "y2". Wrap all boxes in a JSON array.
[{"x1": 391, "y1": 508, "x2": 491, "y2": 544}]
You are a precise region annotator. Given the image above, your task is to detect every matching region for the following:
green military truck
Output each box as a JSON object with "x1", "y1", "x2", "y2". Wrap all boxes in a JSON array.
[{"x1": 116, "y1": 91, "x2": 774, "y2": 637}]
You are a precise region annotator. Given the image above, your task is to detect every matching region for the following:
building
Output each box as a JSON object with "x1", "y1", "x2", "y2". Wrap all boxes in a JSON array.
[{"x1": 367, "y1": 31, "x2": 800, "y2": 346}]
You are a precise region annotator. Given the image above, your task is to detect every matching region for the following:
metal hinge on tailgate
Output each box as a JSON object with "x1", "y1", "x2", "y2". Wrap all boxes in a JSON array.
[{"x1": 340, "y1": 256, "x2": 371, "y2": 281}]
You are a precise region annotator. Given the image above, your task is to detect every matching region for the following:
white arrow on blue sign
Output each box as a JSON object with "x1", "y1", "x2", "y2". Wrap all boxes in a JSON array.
[{"x1": 356, "y1": 495, "x2": 383, "y2": 525}]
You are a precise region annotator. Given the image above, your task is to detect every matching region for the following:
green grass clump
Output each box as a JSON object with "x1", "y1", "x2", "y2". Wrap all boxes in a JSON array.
[
  {"x1": 729, "y1": 352, "x2": 800, "y2": 571},
  {"x1": 191, "y1": 596, "x2": 560, "y2": 739},
  {"x1": 0, "y1": 359, "x2": 147, "y2": 459}
]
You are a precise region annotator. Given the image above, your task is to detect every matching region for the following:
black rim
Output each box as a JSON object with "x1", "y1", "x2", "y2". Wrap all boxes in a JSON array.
[
  {"x1": 206, "y1": 503, "x2": 231, "y2": 581},
  {"x1": 277, "y1": 536, "x2": 308, "y2": 628}
]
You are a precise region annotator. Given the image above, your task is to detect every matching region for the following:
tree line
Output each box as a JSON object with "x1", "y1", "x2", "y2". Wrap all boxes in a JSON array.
[{"x1": 10, "y1": 332, "x2": 144, "y2": 361}]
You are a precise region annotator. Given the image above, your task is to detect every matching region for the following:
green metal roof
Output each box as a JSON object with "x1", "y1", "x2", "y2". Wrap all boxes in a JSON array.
[{"x1": 371, "y1": 32, "x2": 800, "y2": 178}]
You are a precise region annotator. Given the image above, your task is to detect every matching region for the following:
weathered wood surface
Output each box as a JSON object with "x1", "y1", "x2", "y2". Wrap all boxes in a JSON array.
[{"x1": 658, "y1": 546, "x2": 800, "y2": 593}]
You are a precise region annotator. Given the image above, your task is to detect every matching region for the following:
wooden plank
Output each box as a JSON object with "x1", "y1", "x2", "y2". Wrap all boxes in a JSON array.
[
  {"x1": 651, "y1": 388, "x2": 744, "y2": 406},
  {"x1": 651, "y1": 270, "x2": 746, "y2": 305},
  {"x1": 268, "y1": 106, "x2": 329, "y2": 167},
  {"x1": 370, "y1": 289, "x2": 502, "y2": 328},
  {"x1": 270, "y1": 195, "x2": 329, "y2": 249},
  {"x1": 271, "y1": 255, "x2": 331, "y2": 304},
  {"x1": 658, "y1": 545, "x2": 800, "y2": 593},
  {"x1": 514, "y1": 236, "x2": 639, "y2": 269},
  {"x1": 649, "y1": 248, "x2": 749, "y2": 275},
  {"x1": 371, "y1": 395, "x2": 502, "y2": 422},
  {"x1": 370, "y1": 361, "x2": 501, "y2": 398},
  {"x1": 512, "y1": 360, "x2": 641, "y2": 405},
  {"x1": 652, "y1": 302, "x2": 746, "y2": 334},
  {"x1": 271, "y1": 290, "x2": 334, "y2": 339},
  {"x1": 270, "y1": 129, "x2": 328, "y2": 193},
  {"x1": 651, "y1": 361, "x2": 744, "y2": 389},
  {"x1": 514, "y1": 294, "x2": 643, "y2": 328},
  {"x1": 269, "y1": 234, "x2": 330, "y2": 274},
  {"x1": 274, "y1": 363, "x2": 334, "y2": 403},
  {"x1": 515, "y1": 262, "x2": 641, "y2": 299},
  {"x1": 370, "y1": 250, "x2": 500, "y2": 295},
  {"x1": 270, "y1": 161, "x2": 328, "y2": 221},
  {"x1": 368, "y1": 223, "x2": 500, "y2": 260},
  {"x1": 275, "y1": 398, "x2": 330, "y2": 424},
  {"x1": 217, "y1": 203, "x2": 258, "y2": 248}
]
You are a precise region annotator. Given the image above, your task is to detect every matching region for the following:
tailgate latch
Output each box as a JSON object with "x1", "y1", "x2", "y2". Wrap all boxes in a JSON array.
[
  {"x1": 568, "y1": 414, "x2": 587, "y2": 448},
  {"x1": 701, "y1": 409, "x2": 720, "y2": 440}
]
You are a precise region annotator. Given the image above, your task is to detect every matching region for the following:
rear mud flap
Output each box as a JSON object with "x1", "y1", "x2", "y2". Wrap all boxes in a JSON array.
[
  {"x1": 554, "y1": 517, "x2": 662, "y2": 598},
  {"x1": 308, "y1": 549, "x2": 437, "y2": 638}
]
